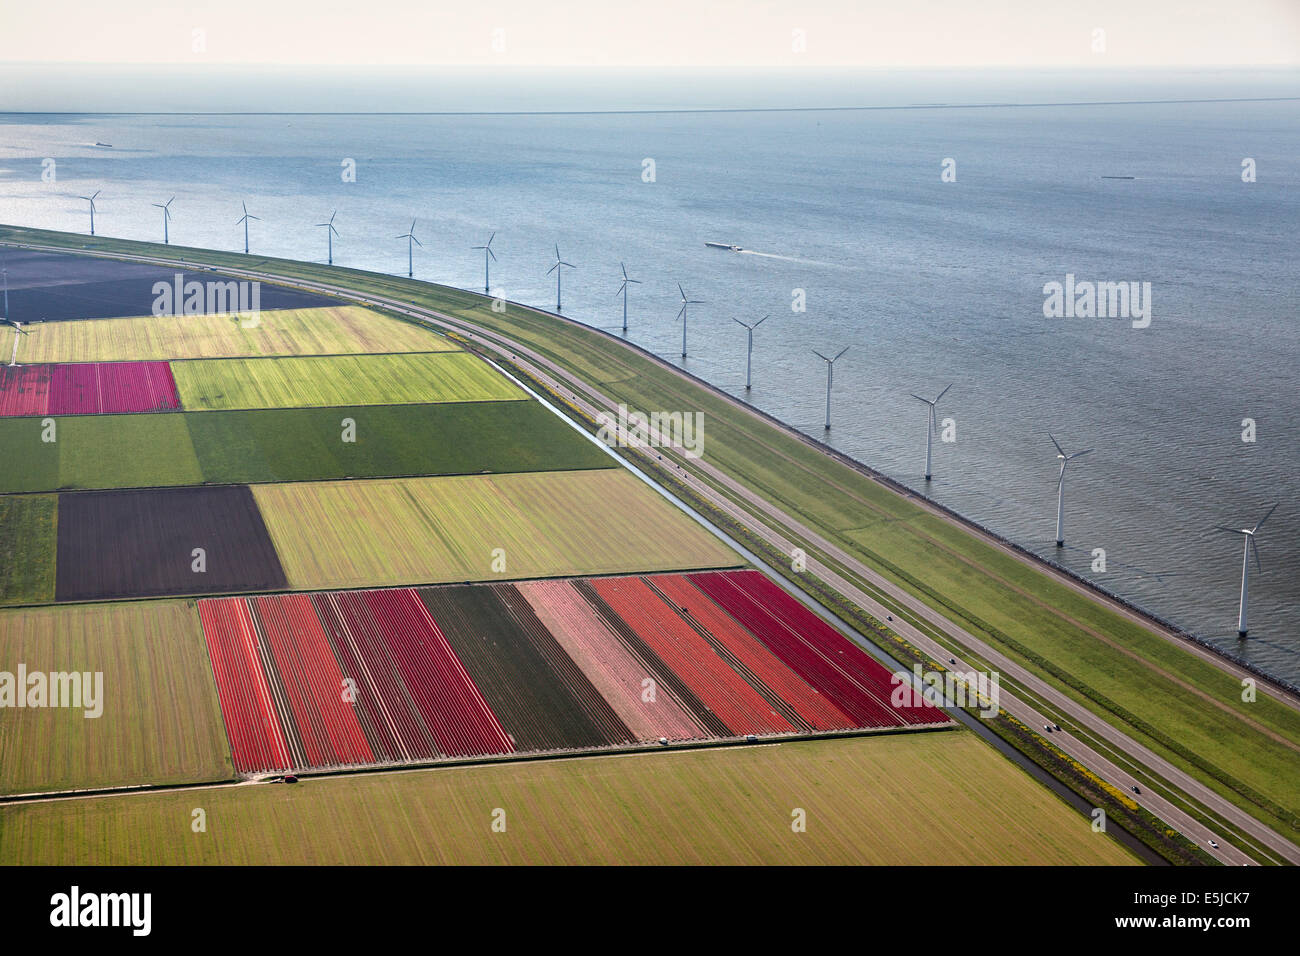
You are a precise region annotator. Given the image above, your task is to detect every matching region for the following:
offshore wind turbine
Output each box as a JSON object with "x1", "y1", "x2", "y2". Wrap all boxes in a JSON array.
[
  {"x1": 547, "y1": 244, "x2": 574, "y2": 313},
  {"x1": 1214, "y1": 503, "x2": 1277, "y2": 636},
  {"x1": 675, "y1": 283, "x2": 703, "y2": 358},
  {"x1": 812, "y1": 346, "x2": 849, "y2": 431},
  {"x1": 615, "y1": 262, "x2": 640, "y2": 334},
  {"x1": 732, "y1": 314, "x2": 769, "y2": 389},
  {"x1": 79, "y1": 190, "x2": 100, "y2": 236},
  {"x1": 910, "y1": 384, "x2": 952, "y2": 480},
  {"x1": 1049, "y1": 434, "x2": 1092, "y2": 547},
  {"x1": 471, "y1": 232, "x2": 496, "y2": 293},
  {"x1": 152, "y1": 197, "x2": 174, "y2": 244},
  {"x1": 397, "y1": 219, "x2": 421, "y2": 277},
  {"x1": 236, "y1": 201, "x2": 260, "y2": 254},
  {"x1": 317, "y1": 211, "x2": 339, "y2": 265}
]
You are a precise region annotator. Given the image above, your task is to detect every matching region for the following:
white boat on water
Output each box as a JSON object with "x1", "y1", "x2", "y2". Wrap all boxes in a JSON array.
[{"x1": 705, "y1": 241, "x2": 743, "y2": 252}]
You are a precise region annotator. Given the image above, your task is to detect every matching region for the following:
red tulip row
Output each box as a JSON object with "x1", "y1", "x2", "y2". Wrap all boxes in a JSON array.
[
  {"x1": 649, "y1": 574, "x2": 859, "y2": 732},
  {"x1": 690, "y1": 570, "x2": 944, "y2": 727},
  {"x1": 202, "y1": 587, "x2": 515, "y2": 772},
  {"x1": 0, "y1": 361, "x2": 181, "y2": 416},
  {"x1": 590, "y1": 576, "x2": 796, "y2": 737},
  {"x1": 199, "y1": 597, "x2": 293, "y2": 773},
  {"x1": 252, "y1": 593, "x2": 373, "y2": 768}
]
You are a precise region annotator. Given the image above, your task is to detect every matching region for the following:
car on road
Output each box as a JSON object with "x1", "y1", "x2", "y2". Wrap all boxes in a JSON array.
[
  {"x1": 1209, "y1": 840, "x2": 1220, "y2": 849},
  {"x1": 1131, "y1": 785, "x2": 1141, "y2": 795}
]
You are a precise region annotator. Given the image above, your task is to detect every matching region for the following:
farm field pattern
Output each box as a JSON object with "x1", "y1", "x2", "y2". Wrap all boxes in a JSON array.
[
  {"x1": 0, "y1": 251, "x2": 1117, "y2": 868},
  {"x1": 199, "y1": 571, "x2": 946, "y2": 774}
]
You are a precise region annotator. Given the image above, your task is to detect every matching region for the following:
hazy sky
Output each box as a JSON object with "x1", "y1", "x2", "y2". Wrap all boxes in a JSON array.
[{"x1": 3, "y1": 0, "x2": 1298, "y2": 68}]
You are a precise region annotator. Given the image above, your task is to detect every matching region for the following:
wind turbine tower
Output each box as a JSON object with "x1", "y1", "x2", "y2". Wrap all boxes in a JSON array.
[
  {"x1": 1049, "y1": 434, "x2": 1092, "y2": 547},
  {"x1": 397, "y1": 220, "x2": 421, "y2": 277},
  {"x1": 237, "y1": 201, "x2": 260, "y2": 254},
  {"x1": 317, "y1": 211, "x2": 339, "y2": 265},
  {"x1": 732, "y1": 314, "x2": 769, "y2": 390},
  {"x1": 547, "y1": 244, "x2": 574, "y2": 313},
  {"x1": 615, "y1": 262, "x2": 640, "y2": 334},
  {"x1": 79, "y1": 190, "x2": 100, "y2": 236},
  {"x1": 812, "y1": 347, "x2": 849, "y2": 431},
  {"x1": 910, "y1": 384, "x2": 952, "y2": 480},
  {"x1": 675, "y1": 284, "x2": 703, "y2": 358},
  {"x1": 1214, "y1": 504, "x2": 1277, "y2": 636},
  {"x1": 472, "y1": 232, "x2": 497, "y2": 293},
  {"x1": 152, "y1": 197, "x2": 174, "y2": 244}
]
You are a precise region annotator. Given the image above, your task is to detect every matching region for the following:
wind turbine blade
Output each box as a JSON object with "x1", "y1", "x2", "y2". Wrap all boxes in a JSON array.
[
  {"x1": 677, "y1": 283, "x2": 686, "y2": 300},
  {"x1": 833, "y1": 346, "x2": 849, "y2": 362},
  {"x1": 621, "y1": 262, "x2": 629, "y2": 279},
  {"x1": 753, "y1": 314, "x2": 769, "y2": 328},
  {"x1": 1252, "y1": 503, "x2": 1278, "y2": 533},
  {"x1": 487, "y1": 248, "x2": 496, "y2": 261},
  {"x1": 677, "y1": 304, "x2": 687, "y2": 320},
  {"x1": 732, "y1": 317, "x2": 748, "y2": 328},
  {"x1": 615, "y1": 282, "x2": 627, "y2": 297},
  {"x1": 935, "y1": 383, "x2": 952, "y2": 403},
  {"x1": 628, "y1": 278, "x2": 641, "y2": 284},
  {"x1": 910, "y1": 393, "x2": 931, "y2": 405},
  {"x1": 547, "y1": 263, "x2": 558, "y2": 275},
  {"x1": 487, "y1": 231, "x2": 495, "y2": 245},
  {"x1": 812, "y1": 349, "x2": 831, "y2": 363},
  {"x1": 1070, "y1": 449, "x2": 1094, "y2": 460},
  {"x1": 412, "y1": 236, "x2": 422, "y2": 247},
  {"x1": 560, "y1": 261, "x2": 574, "y2": 268},
  {"x1": 1211, "y1": 525, "x2": 1245, "y2": 535},
  {"x1": 1048, "y1": 433, "x2": 1066, "y2": 457},
  {"x1": 554, "y1": 244, "x2": 560, "y2": 260}
]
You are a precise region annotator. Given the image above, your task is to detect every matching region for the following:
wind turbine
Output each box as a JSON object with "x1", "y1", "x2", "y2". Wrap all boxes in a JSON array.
[
  {"x1": 675, "y1": 283, "x2": 703, "y2": 358},
  {"x1": 2, "y1": 260, "x2": 27, "y2": 349},
  {"x1": 615, "y1": 262, "x2": 640, "y2": 334},
  {"x1": 79, "y1": 190, "x2": 100, "y2": 236},
  {"x1": 152, "y1": 197, "x2": 174, "y2": 244},
  {"x1": 397, "y1": 220, "x2": 421, "y2": 277},
  {"x1": 1049, "y1": 434, "x2": 1092, "y2": 547},
  {"x1": 471, "y1": 232, "x2": 496, "y2": 293},
  {"x1": 236, "y1": 201, "x2": 260, "y2": 254},
  {"x1": 732, "y1": 314, "x2": 769, "y2": 389},
  {"x1": 547, "y1": 244, "x2": 574, "y2": 313},
  {"x1": 910, "y1": 384, "x2": 952, "y2": 480},
  {"x1": 317, "y1": 211, "x2": 339, "y2": 265},
  {"x1": 1214, "y1": 504, "x2": 1277, "y2": 636},
  {"x1": 812, "y1": 346, "x2": 849, "y2": 431}
]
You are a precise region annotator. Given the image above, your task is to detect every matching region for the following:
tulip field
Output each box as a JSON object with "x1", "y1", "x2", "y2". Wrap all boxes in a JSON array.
[
  {"x1": 198, "y1": 570, "x2": 948, "y2": 774},
  {"x1": 0, "y1": 361, "x2": 180, "y2": 416}
]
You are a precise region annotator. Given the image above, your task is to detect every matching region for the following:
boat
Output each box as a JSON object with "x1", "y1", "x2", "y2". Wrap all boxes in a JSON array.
[
  {"x1": 1101, "y1": 175, "x2": 1135, "y2": 180},
  {"x1": 93, "y1": 142, "x2": 113, "y2": 148},
  {"x1": 705, "y1": 241, "x2": 743, "y2": 252}
]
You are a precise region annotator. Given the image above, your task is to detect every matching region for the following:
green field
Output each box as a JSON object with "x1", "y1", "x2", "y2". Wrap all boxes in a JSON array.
[
  {"x1": 0, "y1": 601, "x2": 234, "y2": 794},
  {"x1": 0, "y1": 400, "x2": 603, "y2": 495},
  {"x1": 253, "y1": 469, "x2": 741, "y2": 590},
  {"x1": 0, "y1": 495, "x2": 57, "y2": 605},
  {"x1": 173, "y1": 351, "x2": 521, "y2": 410},
  {"x1": 188, "y1": 401, "x2": 615, "y2": 483},
  {"x1": 16, "y1": 306, "x2": 452, "y2": 363},
  {"x1": 0, "y1": 731, "x2": 1137, "y2": 865},
  {"x1": 0, "y1": 413, "x2": 203, "y2": 494}
]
